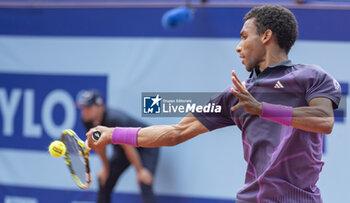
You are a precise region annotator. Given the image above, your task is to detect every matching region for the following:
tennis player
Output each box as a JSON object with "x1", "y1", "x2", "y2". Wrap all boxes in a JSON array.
[{"x1": 87, "y1": 5, "x2": 341, "y2": 203}]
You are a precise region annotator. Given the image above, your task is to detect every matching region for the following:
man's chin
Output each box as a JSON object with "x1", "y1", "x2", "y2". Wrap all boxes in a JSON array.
[{"x1": 245, "y1": 65, "x2": 254, "y2": 72}]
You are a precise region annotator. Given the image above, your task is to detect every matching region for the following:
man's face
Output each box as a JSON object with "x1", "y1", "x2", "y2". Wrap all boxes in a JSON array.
[
  {"x1": 236, "y1": 18, "x2": 265, "y2": 72},
  {"x1": 80, "y1": 105, "x2": 100, "y2": 123}
]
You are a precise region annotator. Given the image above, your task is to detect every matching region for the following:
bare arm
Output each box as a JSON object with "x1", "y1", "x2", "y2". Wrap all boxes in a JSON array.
[
  {"x1": 137, "y1": 114, "x2": 209, "y2": 147},
  {"x1": 291, "y1": 97, "x2": 334, "y2": 134},
  {"x1": 121, "y1": 144, "x2": 154, "y2": 185},
  {"x1": 120, "y1": 144, "x2": 143, "y2": 172},
  {"x1": 96, "y1": 147, "x2": 109, "y2": 169},
  {"x1": 230, "y1": 71, "x2": 335, "y2": 134},
  {"x1": 95, "y1": 147, "x2": 110, "y2": 186},
  {"x1": 86, "y1": 114, "x2": 209, "y2": 150}
]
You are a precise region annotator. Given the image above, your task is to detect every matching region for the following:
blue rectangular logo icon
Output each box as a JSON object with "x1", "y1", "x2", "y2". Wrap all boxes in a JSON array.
[{"x1": 143, "y1": 95, "x2": 162, "y2": 114}]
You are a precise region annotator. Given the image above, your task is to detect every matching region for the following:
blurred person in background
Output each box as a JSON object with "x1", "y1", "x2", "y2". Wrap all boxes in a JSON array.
[{"x1": 77, "y1": 89, "x2": 159, "y2": 203}]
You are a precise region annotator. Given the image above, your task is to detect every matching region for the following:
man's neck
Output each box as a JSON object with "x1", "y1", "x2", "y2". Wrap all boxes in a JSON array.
[{"x1": 259, "y1": 49, "x2": 288, "y2": 72}]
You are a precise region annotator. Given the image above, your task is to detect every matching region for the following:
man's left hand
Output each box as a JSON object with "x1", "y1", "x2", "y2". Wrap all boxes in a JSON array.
[{"x1": 230, "y1": 70, "x2": 262, "y2": 115}]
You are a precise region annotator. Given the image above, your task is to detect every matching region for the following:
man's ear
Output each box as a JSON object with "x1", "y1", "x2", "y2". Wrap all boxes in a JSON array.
[{"x1": 261, "y1": 29, "x2": 273, "y2": 44}]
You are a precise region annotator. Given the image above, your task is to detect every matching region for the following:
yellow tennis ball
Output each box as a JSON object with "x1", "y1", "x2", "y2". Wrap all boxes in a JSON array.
[{"x1": 49, "y1": 140, "x2": 66, "y2": 157}]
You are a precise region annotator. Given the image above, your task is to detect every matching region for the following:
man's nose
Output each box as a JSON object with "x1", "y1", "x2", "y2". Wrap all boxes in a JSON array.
[{"x1": 236, "y1": 41, "x2": 242, "y2": 53}]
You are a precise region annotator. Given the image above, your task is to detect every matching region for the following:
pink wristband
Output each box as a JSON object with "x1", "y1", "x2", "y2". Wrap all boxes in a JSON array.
[
  {"x1": 260, "y1": 102, "x2": 293, "y2": 126},
  {"x1": 111, "y1": 127, "x2": 141, "y2": 147}
]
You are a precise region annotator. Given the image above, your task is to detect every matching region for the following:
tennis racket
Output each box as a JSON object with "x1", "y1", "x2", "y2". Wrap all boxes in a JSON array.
[{"x1": 61, "y1": 129, "x2": 101, "y2": 189}]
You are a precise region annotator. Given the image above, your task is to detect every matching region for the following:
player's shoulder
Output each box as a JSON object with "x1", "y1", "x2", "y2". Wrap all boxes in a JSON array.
[
  {"x1": 292, "y1": 63, "x2": 324, "y2": 72},
  {"x1": 212, "y1": 85, "x2": 237, "y2": 104},
  {"x1": 221, "y1": 85, "x2": 235, "y2": 98},
  {"x1": 291, "y1": 64, "x2": 331, "y2": 78}
]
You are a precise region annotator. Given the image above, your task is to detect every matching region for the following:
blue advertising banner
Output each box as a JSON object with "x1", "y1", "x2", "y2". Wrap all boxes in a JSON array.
[{"x1": 0, "y1": 73, "x2": 107, "y2": 151}]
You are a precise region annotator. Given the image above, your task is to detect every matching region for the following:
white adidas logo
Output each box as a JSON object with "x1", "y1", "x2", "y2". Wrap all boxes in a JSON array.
[{"x1": 274, "y1": 80, "x2": 284, "y2": 88}]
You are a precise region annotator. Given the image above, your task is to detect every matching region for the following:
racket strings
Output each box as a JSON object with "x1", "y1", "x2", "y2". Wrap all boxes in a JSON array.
[{"x1": 63, "y1": 133, "x2": 89, "y2": 188}]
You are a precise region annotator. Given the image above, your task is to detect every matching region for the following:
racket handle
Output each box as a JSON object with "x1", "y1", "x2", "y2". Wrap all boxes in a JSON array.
[{"x1": 92, "y1": 131, "x2": 101, "y2": 141}]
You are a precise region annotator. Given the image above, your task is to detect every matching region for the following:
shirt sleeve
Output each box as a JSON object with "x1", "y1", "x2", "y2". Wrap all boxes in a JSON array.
[
  {"x1": 304, "y1": 66, "x2": 342, "y2": 109},
  {"x1": 192, "y1": 87, "x2": 236, "y2": 131}
]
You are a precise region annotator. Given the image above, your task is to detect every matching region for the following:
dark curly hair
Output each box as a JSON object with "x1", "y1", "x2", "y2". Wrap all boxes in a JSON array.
[{"x1": 244, "y1": 5, "x2": 298, "y2": 54}]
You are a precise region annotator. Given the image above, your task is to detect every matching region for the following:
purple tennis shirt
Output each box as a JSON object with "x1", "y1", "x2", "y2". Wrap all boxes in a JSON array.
[{"x1": 193, "y1": 60, "x2": 341, "y2": 203}]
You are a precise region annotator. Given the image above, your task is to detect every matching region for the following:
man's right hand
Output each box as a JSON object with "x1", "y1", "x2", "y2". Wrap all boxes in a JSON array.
[
  {"x1": 86, "y1": 126, "x2": 114, "y2": 150},
  {"x1": 98, "y1": 166, "x2": 110, "y2": 187}
]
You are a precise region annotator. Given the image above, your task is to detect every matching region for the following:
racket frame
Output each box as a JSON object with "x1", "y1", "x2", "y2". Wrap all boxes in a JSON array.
[{"x1": 61, "y1": 129, "x2": 91, "y2": 189}]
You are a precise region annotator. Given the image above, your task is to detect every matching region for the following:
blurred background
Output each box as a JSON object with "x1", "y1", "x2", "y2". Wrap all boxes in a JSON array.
[{"x1": 0, "y1": 0, "x2": 349, "y2": 202}]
